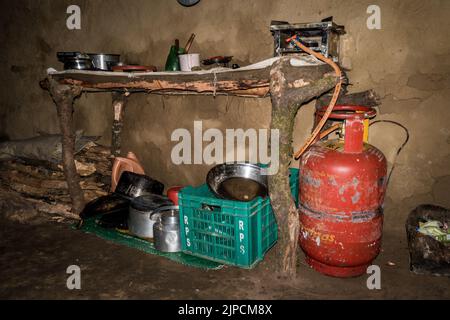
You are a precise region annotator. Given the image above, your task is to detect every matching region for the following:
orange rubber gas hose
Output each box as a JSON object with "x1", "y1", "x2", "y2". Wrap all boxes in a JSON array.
[
  {"x1": 318, "y1": 123, "x2": 342, "y2": 140},
  {"x1": 287, "y1": 36, "x2": 342, "y2": 160}
]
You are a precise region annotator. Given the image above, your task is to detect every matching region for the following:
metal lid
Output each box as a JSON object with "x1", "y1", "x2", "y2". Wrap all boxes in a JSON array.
[
  {"x1": 130, "y1": 194, "x2": 173, "y2": 212},
  {"x1": 87, "y1": 53, "x2": 121, "y2": 57},
  {"x1": 150, "y1": 212, "x2": 162, "y2": 221}
]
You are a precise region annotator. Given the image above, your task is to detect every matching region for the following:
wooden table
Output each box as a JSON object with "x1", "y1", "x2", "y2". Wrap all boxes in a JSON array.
[{"x1": 41, "y1": 55, "x2": 338, "y2": 275}]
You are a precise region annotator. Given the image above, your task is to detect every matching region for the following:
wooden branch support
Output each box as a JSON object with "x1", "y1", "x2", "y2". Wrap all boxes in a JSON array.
[
  {"x1": 49, "y1": 66, "x2": 274, "y2": 97},
  {"x1": 315, "y1": 89, "x2": 381, "y2": 110},
  {"x1": 47, "y1": 78, "x2": 85, "y2": 214},
  {"x1": 111, "y1": 92, "x2": 128, "y2": 157},
  {"x1": 268, "y1": 57, "x2": 338, "y2": 276}
]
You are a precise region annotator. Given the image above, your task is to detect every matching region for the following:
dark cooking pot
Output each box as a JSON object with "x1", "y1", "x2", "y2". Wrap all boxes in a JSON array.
[
  {"x1": 114, "y1": 171, "x2": 164, "y2": 200},
  {"x1": 201, "y1": 56, "x2": 233, "y2": 67}
]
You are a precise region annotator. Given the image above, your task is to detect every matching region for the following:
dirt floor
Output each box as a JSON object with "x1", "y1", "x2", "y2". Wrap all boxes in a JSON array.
[{"x1": 0, "y1": 213, "x2": 449, "y2": 300}]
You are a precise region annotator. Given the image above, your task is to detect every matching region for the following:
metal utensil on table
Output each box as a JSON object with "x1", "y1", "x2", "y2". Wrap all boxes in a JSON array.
[
  {"x1": 57, "y1": 51, "x2": 82, "y2": 63},
  {"x1": 63, "y1": 57, "x2": 94, "y2": 70},
  {"x1": 111, "y1": 65, "x2": 157, "y2": 72},
  {"x1": 61, "y1": 53, "x2": 94, "y2": 70},
  {"x1": 206, "y1": 163, "x2": 268, "y2": 202},
  {"x1": 184, "y1": 33, "x2": 196, "y2": 54},
  {"x1": 87, "y1": 53, "x2": 121, "y2": 71},
  {"x1": 201, "y1": 56, "x2": 233, "y2": 67},
  {"x1": 153, "y1": 207, "x2": 182, "y2": 253}
]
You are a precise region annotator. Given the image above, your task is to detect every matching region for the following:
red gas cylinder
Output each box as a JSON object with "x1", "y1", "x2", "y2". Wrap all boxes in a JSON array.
[{"x1": 299, "y1": 105, "x2": 387, "y2": 277}]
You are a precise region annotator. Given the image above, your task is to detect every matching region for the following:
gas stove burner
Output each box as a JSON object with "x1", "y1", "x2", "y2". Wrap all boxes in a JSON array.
[{"x1": 270, "y1": 19, "x2": 345, "y2": 63}]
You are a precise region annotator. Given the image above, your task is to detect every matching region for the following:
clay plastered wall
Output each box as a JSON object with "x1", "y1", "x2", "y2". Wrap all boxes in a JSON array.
[{"x1": 1, "y1": 0, "x2": 449, "y2": 221}]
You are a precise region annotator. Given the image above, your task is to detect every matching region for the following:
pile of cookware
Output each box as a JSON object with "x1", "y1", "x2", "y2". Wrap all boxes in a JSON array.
[
  {"x1": 58, "y1": 37, "x2": 239, "y2": 72},
  {"x1": 57, "y1": 52, "x2": 157, "y2": 72},
  {"x1": 127, "y1": 183, "x2": 183, "y2": 253},
  {"x1": 80, "y1": 171, "x2": 183, "y2": 253},
  {"x1": 57, "y1": 52, "x2": 121, "y2": 71},
  {"x1": 80, "y1": 162, "x2": 266, "y2": 256}
]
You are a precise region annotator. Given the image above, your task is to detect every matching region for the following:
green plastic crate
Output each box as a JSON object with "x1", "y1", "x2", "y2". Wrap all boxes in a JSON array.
[
  {"x1": 179, "y1": 167, "x2": 299, "y2": 268},
  {"x1": 179, "y1": 184, "x2": 276, "y2": 268}
]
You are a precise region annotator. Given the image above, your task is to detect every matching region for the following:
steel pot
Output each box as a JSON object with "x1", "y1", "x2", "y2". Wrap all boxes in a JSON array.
[
  {"x1": 88, "y1": 53, "x2": 120, "y2": 71},
  {"x1": 153, "y1": 209, "x2": 181, "y2": 252},
  {"x1": 63, "y1": 55, "x2": 94, "y2": 70},
  {"x1": 128, "y1": 195, "x2": 174, "y2": 239}
]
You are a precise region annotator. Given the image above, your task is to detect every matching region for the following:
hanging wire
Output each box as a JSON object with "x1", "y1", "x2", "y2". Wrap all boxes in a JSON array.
[{"x1": 369, "y1": 120, "x2": 410, "y2": 190}]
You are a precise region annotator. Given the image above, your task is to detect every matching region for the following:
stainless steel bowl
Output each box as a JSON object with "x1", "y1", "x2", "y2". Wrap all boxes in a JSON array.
[
  {"x1": 88, "y1": 53, "x2": 120, "y2": 71},
  {"x1": 206, "y1": 163, "x2": 268, "y2": 202}
]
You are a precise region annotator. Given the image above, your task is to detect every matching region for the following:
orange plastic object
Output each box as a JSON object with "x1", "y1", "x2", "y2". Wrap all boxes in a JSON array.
[
  {"x1": 111, "y1": 152, "x2": 145, "y2": 192},
  {"x1": 167, "y1": 186, "x2": 184, "y2": 206}
]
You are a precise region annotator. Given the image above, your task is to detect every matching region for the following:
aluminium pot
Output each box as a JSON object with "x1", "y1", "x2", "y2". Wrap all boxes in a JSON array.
[
  {"x1": 153, "y1": 209, "x2": 182, "y2": 252},
  {"x1": 63, "y1": 54, "x2": 94, "y2": 70},
  {"x1": 127, "y1": 194, "x2": 174, "y2": 239},
  {"x1": 88, "y1": 53, "x2": 121, "y2": 71}
]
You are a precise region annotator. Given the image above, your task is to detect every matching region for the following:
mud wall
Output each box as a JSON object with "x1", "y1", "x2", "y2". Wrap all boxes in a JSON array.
[{"x1": 1, "y1": 0, "x2": 449, "y2": 224}]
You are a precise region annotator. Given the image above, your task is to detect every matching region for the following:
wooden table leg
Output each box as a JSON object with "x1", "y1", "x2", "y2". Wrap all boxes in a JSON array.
[
  {"x1": 267, "y1": 57, "x2": 338, "y2": 276},
  {"x1": 48, "y1": 78, "x2": 85, "y2": 215},
  {"x1": 111, "y1": 92, "x2": 128, "y2": 157}
]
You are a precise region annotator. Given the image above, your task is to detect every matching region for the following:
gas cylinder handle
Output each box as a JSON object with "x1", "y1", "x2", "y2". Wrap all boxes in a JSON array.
[{"x1": 316, "y1": 105, "x2": 377, "y2": 120}]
